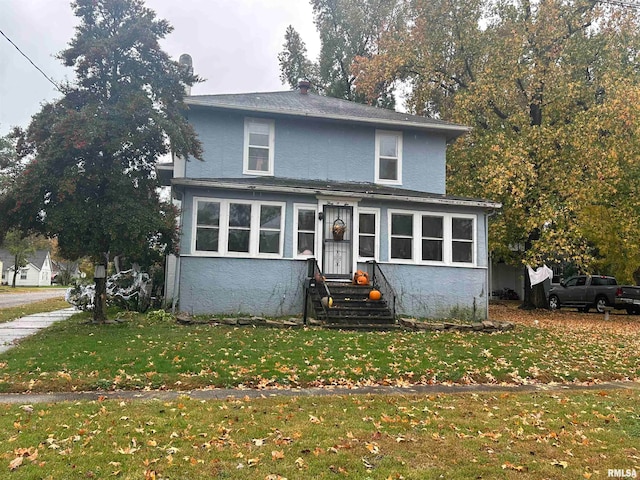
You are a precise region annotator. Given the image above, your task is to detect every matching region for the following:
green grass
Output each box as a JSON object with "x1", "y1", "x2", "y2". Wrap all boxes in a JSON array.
[
  {"x1": 0, "y1": 286, "x2": 66, "y2": 294},
  {"x1": 0, "y1": 298, "x2": 71, "y2": 324},
  {"x1": 0, "y1": 309, "x2": 638, "y2": 393},
  {"x1": 0, "y1": 389, "x2": 638, "y2": 479},
  {"x1": 0, "y1": 305, "x2": 638, "y2": 478}
]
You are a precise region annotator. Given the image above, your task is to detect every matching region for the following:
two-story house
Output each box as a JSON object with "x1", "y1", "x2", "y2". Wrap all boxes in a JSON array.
[{"x1": 159, "y1": 80, "x2": 500, "y2": 322}]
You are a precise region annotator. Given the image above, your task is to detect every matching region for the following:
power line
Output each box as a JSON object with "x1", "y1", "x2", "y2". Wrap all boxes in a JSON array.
[{"x1": 0, "y1": 28, "x2": 63, "y2": 93}]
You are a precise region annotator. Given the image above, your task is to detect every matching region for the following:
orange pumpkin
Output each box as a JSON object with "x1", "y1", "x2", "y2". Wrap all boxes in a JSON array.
[
  {"x1": 356, "y1": 272, "x2": 369, "y2": 285},
  {"x1": 368, "y1": 289, "x2": 381, "y2": 301},
  {"x1": 353, "y1": 270, "x2": 365, "y2": 284}
]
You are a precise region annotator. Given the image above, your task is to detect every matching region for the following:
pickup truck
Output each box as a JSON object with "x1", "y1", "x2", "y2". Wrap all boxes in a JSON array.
[
  {"x1": 614, "y1": 285, "x2": 640, "y2": 314},
  {"x1": 547, "y1": 275, "x2": 624, "y2": 313}
]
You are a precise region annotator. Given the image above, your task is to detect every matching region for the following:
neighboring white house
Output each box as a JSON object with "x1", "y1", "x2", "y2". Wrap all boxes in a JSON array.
[{"x1": 0, "y1": 249, "x2": 53, "y2": 287}]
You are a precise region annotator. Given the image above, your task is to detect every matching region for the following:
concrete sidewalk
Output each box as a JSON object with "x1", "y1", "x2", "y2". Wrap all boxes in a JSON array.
[
  {"x1": 0, "y1": 308, "x2": 77, "y2": 354},
  {"x1": 0, "y1": 380, "x2": 637, "y2": 405}
]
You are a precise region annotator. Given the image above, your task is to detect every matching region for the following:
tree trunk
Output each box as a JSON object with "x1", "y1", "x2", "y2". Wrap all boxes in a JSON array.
[
  {"x1": 520, "y1": 265, "x2": 549, "y2": 309},
  {"x1": 11, "y1": 254, "x2": 18, "y2": 288},
  {"x1": 93, "y1": 275, "x2": 108, "y2": 323}
]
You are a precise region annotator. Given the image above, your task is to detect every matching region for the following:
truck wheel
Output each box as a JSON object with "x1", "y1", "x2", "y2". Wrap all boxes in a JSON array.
[
  {"x1": 548, "y1": 295, "x2": 560, "y2": 310},
  {"x1": 595, "y1": 296, "x2": 608, "y2": 314}
]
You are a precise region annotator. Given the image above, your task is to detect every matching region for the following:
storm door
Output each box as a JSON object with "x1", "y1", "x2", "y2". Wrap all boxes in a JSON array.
[{"x1": 322, "y1": 205, "x2": 353, "y2": 279}]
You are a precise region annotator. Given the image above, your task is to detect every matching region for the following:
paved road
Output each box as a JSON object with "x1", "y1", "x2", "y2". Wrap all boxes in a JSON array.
[{"x1": 0, "y1": 289, "x2": 68, "y2": 308}]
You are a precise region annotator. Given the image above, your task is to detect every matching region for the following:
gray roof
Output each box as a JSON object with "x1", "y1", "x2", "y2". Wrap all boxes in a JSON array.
[
  {"x1": 172, "y1": 177, "x2": 501, "y2": 210},
  {"x1": 0, "y1": 249, "x2": 49, "y2": 271},
  {"x1": 185, "y1": 90, "x2": 470, "y2": 142}
]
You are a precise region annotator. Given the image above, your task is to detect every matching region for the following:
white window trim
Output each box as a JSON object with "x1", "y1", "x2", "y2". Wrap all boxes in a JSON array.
[
  {"x1": 243, "y1": 117, "x2": 275, "y2": 176},
  {"x1": 192, "y1": 197, "x2": 285, "y2": 258},
  {"x1": 375, "y1": 130, "x2": 402, "y2": 185},
  {"x1": 356, "y1": 207, "x2": 380, "y2": 261},
  {"x1": 293, "y1": 203, "x2": 318, "y2": 259},
  {"x1": 387, "y1": 209, "x2": 477, "y2": 266}
]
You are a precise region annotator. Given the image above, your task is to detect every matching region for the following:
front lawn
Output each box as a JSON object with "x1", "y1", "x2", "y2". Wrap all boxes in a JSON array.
[
  {"x1": 0, "y1": 304, "x2": 638, "y2": 393},
  {"x1": 0, "y1": 389, "x2": 638, "y2": 479}
]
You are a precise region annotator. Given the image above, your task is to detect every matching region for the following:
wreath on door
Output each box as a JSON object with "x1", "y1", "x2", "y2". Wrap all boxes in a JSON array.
[{"x1": 332, "y1": 218, "x2": 346, "y2": 241}]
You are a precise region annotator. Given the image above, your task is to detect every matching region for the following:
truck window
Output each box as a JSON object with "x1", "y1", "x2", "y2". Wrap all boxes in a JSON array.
[
  {"x1": 564, "y1": 277, "x2": 579, "y2": 287},
  {"x1": 576, "y1": 277, "x2": 586, "y2": 286}
]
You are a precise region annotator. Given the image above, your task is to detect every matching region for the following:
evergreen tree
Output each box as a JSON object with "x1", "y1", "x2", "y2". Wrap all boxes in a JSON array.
[{"x1": 1, "y1": 0, "x2": 202, "y2": 321}]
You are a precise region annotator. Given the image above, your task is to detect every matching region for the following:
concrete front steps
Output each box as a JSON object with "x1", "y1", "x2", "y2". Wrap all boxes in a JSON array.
[{"x1": 309, "y1": 283, "x2": 396, "y2": 329}]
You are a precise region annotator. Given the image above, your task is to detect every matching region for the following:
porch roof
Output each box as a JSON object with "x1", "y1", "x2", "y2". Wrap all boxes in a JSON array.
[{"x1": 171, "y1": 177, "x2": 501, "y2": 210}]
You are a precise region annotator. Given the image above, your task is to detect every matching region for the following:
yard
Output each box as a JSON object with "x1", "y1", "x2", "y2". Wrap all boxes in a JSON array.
[{"x1": 0, "y1": 302, "x2": 638, "y2": 478}]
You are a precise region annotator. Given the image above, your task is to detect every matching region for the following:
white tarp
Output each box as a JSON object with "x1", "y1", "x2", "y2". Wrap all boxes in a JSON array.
[{"x1": 527, "y1": 265, "x2": 554, "y2": 286}]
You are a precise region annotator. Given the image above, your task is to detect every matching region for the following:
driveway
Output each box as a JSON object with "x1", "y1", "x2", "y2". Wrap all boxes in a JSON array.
[{"x1": 0, "y1": 288, "x2": 68, "y2": 308}]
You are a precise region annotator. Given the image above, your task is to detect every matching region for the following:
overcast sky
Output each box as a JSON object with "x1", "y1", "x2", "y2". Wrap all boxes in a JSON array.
[{"x1": 0, "y1": 0, "x2": 321, "y2": 136}]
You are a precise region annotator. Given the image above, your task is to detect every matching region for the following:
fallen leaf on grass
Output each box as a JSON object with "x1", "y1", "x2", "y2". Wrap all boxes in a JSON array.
[
  {"x1": 501, "y1": 461, "x2": 527, "y2": 472},
  {"x1": 308, "y1": 415, "x2": 323, "y2": 424},
  {"x1": 118, "y1": 446, "x2": 139, "y2": 455},
  {"x1": 329, "y1": 465, "x2": 348, "y2": 474},
  {"x1": 8, "y1": 456, "x2": 23, "y2": 471},
  {"x1": 365, "y1": 442, "x2": 380, "y2": 454},
  {"x1": 551, "y1": 459, "x2": 568, "y2": 468}
]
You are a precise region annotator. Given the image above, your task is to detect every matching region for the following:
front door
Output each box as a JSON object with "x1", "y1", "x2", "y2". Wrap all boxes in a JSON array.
[{"x1": 322, "y1": 205, "x2": 353, "y2": 279}]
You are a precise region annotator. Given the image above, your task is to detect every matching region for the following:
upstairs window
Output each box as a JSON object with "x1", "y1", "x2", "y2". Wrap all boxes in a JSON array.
[
  {"x1": 244, "y1": 118, "x2": 274, "y2": 175},
  {"x1": 375, "y1": 130, "x2": 402, "y2": 184}
]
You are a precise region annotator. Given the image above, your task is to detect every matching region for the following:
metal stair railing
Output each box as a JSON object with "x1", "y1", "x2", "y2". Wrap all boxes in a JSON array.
[
  {"x1": 367, "y1": 260, "x2": 397, "y2": 323},
  {"x1": 303, "y1": 258, "x2": 332, "y2": 324}
]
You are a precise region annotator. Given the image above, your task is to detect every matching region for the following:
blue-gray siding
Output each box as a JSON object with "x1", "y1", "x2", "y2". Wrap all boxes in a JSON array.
[
  {"x1": 176, "y1": 187, "x2": 490, "y2": 319},
  {"x1": 186, "y1": 109, "x2": 447, "y2": 194},
  {"x1": 178, "y1": 256, "x2": 487, "y2": 320}
]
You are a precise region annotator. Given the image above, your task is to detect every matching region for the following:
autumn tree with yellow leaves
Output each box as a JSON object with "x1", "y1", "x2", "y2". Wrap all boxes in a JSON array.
[{"x1": 352, "y1": 0, "x2": 640, "y2": 305}]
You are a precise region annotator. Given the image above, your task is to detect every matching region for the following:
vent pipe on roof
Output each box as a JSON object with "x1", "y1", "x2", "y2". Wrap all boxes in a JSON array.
[
  {"x1": 298, "y1": 79, "x2": 311, "y2": 95},
  {"x1": 179, "y1": 53, "x2": 194, "y2": 96}
]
